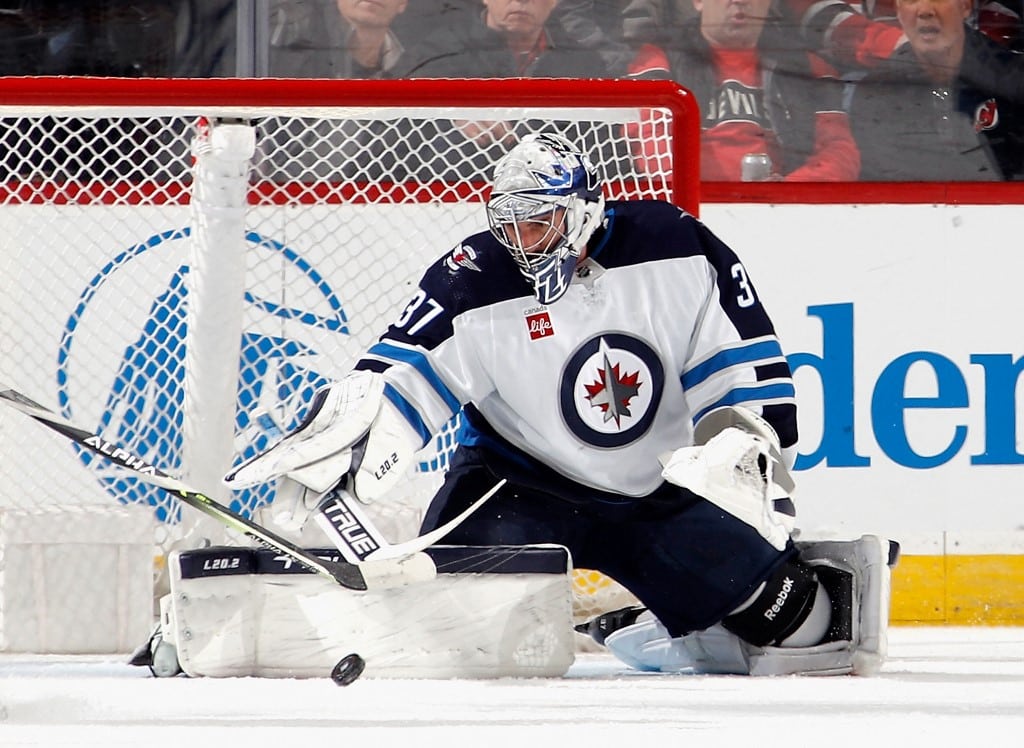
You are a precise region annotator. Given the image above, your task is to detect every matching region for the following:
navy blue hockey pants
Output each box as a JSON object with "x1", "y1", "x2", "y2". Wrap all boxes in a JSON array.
[{"x1": 420, "y1": 446, "x2": 797, "y2": 637}]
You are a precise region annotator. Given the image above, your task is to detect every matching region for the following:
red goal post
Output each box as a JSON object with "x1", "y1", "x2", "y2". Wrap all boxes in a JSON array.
[{"x1": 0, "y1": 77, "x2": 699, "y2": 650}]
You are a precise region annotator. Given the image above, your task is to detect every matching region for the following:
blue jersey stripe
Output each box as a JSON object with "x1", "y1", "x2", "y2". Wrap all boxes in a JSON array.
[
  {"x1": 367, "y1": 342, "x2": 461, "y2": 415},
  {"x1": 692, "y1": 382, "x2": 796, "y2": 425},
  {"x1": 681, "y1": 339, "x2": 785, "y2": 390},
  {"x1": 382, "y1": 383, "x2": 433, "y2": 445}
]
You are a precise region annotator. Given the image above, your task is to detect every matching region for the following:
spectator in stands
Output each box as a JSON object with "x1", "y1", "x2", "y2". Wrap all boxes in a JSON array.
[
  {"x1": 778, "y1": 0, "x2": 1024, "y2": 73},
  {"x1": 15, "y1": 0, "x2": 189, "y2": 76},
  {"x1": 403, "y1": 0, "x2": 613, "y2": 173},
  {"x1": 261, "y1": 0, "x2": 414, "y2": 186},
  {"x1": 268, "y1": 0, "x2": 409, "y2": 78},
  {"x1": 399, "y1": 1, "x2": 667, "y2": 76},
  {"x1": 554, "y1": 0, "x2": 666, "y2": 75},
  {"x1": 777, "y1": 0, "x2": 907, "y2": 71},
  {"x1": 848, "y1": 0, "x2": 1024, "y2": 179},
  {"x1": 406, "y1": 0, "x2": 610, "y2": 78},
  {"x1": 628, "y1": 0, "x2": 861, "y2": 180},
  {"x1": 0, "y1": 7, "x2": 44, "y2": 75}
]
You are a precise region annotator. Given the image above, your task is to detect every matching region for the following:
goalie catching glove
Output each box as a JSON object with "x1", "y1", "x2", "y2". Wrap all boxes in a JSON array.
[
  {"x1": 224, "y1": 370, "x2": 420, "y2": 503},
  {"x1": 660, "y1": 406, "x2": 796, "y2": 551}
]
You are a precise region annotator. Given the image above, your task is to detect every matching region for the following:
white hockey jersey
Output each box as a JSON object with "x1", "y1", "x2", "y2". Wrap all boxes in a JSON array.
[{"x1": 355, "y1": 200, "x2": 796, "y2": 499}]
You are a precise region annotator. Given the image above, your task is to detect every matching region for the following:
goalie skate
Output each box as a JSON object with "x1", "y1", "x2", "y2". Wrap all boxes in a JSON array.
[{"x1": 127, "y1": 621, "x2": 182, "y2": 678}]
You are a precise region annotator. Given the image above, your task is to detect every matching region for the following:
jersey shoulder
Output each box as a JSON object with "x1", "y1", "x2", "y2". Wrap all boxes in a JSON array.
[
  {"x1": 376, "y1": 231, "x2": 529, "y2": 350},
  {"x1": 595, "y1": 199, "x2": 710, "y2": 268},
  {"x1": 418, "y1": 229, "x2": 530, "y2": 312}
]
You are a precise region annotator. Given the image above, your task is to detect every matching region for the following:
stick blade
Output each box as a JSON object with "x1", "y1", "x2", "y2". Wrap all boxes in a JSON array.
[
  {"x1": 319, "y1": 558, "x2": 370, "y2": 590},
  {"x1": 0, "y1": 385, "x2": 52, "y2": 416},
  {"x1": 360, "y1": 552, "x2": 437, "y2": 589}
]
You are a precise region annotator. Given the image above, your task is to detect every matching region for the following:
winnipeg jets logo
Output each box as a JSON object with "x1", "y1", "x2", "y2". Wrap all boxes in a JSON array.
[
  {"x1": 445, "y1": 244, "x2": 481, "y2": 273},
  {"x1": 560, "y1": 334, "x2": 663, "y2": 448},
  {"x1": 584, "y1": 350, "x2": 641, "y2": 426}
]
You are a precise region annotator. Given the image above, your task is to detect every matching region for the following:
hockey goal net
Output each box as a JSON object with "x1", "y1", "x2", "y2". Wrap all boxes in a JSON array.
[{"x1": 0, "y1": 77, "x2": 699, "y2": 652}]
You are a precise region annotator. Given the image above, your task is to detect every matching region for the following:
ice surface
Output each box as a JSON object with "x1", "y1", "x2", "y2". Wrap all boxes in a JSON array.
[{"x1": 2, "y1": 627, "x2": 1023, "y2": 746}]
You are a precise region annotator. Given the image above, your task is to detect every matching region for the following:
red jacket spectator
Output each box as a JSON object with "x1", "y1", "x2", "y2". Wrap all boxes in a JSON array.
[{"x1": 627, "y1": 2, "x2": 860, "y2": 181}]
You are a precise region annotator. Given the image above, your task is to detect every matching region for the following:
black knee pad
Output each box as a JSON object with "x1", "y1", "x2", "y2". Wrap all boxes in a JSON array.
[{"x1": 721, "y1": 558, "x2": 819, "y2": 647}]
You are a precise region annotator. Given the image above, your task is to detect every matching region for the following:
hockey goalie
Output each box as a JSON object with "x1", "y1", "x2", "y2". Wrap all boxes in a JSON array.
[{"x1": 139, "y1": 132, "x2": 896, "y2": 679}]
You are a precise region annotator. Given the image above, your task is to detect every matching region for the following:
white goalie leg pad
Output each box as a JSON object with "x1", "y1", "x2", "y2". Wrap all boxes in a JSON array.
[
  {"x1": 660, "y1": 426, "x2": 794, "y2": 551},
  {"x1": 160, "y1": 544, "x2": 575, "y2": 679},
  {"x1": 604, "y1": 535, "x2": 895, "y2": 676}
]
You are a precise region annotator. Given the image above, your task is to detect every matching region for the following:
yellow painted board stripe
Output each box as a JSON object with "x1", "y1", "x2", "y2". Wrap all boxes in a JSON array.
[
  {"x1": 892, "y1": 554, "x2": 1024, "y2": 625},
  {"x1": 891, "y1": 554, "x2": 946, "y2": 623}
]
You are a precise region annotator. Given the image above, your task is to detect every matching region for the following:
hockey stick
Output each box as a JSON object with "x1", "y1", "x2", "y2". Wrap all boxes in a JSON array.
[
  {"x1": 0, "y1": 384, "x2": 433, "y2": 591},
  {"x1": 312, "y1": 477, "x2": 506, "y2": 563}
]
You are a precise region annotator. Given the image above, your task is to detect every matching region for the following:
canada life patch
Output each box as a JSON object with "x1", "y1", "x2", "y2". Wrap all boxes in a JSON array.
[
  {"x1": 525, "y1": 309, "x2": 554, "y2": 340},
  {"x1": 975, "y1": 98, "x2": 999, "y2": 132}
]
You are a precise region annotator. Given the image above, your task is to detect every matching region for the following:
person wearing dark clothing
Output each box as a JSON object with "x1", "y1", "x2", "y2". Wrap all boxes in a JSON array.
[
  {"x1": 268, "y1": 0, "x2": 410, "y2": 79},
  {"x1": 399, "y1": 0, "x2": 613, "y2": 182},
  {"x1": 628, "y1": 0, "x2": 860, "y2": 181},
  {"x1": 849, "y1": 0, "x2": 1024, "y2": 180},
  {"x1": 554, "y1": 0, "x2": 665, "y2": 75},
  {"x1": 405, "y1": 0, "x2": 609, "y2": 78}
]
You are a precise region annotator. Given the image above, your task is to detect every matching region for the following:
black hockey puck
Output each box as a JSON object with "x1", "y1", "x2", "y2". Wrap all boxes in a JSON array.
[{"x1": 330, "y1": 653, "x2": 365, "y2": 686}]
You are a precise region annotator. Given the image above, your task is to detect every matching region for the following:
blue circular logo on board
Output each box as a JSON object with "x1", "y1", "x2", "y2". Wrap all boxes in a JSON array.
[{"x1": 56, "y1": 228, "x2": 347, "y2": 521}]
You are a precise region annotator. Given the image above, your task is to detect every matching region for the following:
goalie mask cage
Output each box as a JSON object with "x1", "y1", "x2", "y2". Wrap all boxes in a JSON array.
[{"x1": 0, "y1": 77, "x2": 699, "y2": 652}]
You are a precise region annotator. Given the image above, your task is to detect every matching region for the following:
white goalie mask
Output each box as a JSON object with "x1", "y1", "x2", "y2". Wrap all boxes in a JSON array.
[{"x1": 486, "y1": 133, "x2": 606, "y2": 304}]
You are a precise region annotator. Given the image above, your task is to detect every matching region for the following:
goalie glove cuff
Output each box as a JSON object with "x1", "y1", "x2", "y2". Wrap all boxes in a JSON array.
[
  {"x1": 224, "y1": 370, "x2": 385, "y2": 488},
  {"x1": 348, "y1": 393, "x2": 420, "y2": 503},
  {"x1": 223, "y1": 370, "x2": 426, "y2": 503}
]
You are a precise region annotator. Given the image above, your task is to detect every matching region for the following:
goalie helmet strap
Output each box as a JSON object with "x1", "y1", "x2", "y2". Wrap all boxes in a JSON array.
[{"x1": 722, "y1": 557, "x2": 819, "y2": 647}]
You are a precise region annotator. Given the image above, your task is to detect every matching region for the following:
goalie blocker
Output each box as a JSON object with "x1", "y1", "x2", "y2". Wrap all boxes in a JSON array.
[{"x1": 140, "y1": 544, "x2": 575, "y2": 679}]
